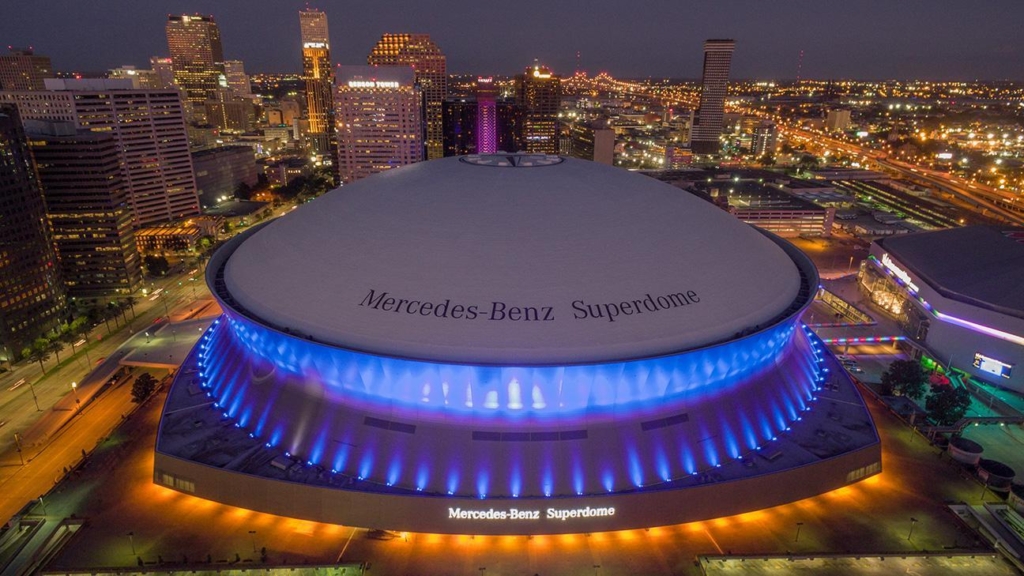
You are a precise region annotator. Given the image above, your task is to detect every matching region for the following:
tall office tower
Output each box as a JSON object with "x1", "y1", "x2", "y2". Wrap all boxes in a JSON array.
[
  {"x1": 0, "y1": 47, "x2": 52, "y2": 91},
  {"x1": 751, "y1": 120, "x2": 778, "y2": 158},
  {"x1": 824, "y1": 109, "x2": 852, "y2": 133},
  {"x1": 0, "y1": 105, "x2": 67, "y2": 358},
  {"x1": 335, "y1": 65, "x2": 422, "y2": 183},
  {"x1": 166, "y1": 14, "x2": 225, "y2": 124},
  {"x1": 205, "y1": 89, "x2": 253, "y2": 132},
  {"x1": 567, "y1": 120, "x2": 615, "y2": 165},
  {"x1": 222, "y1": 60, "x2": 252, "y2": 96},
  {"x1": 476, "y1": 77, "x2": 497, "y2": 154},
  {"x1": 442, "y1": 98, "x2": 477, "y2": 156},
  {"x1": 690, "y1": 39, "x2": 735, "y2": 155},
  {"x1": 107, "y1": 66, "x2": 162, "y2": 89},
  {"x1": 367, "y1": 34, "x2": 446, "y2": 160},
  {"x1": 150, "y1": 56, "x2": 176, "y2": 89},
  {"x1": 443, "y1": 97, "x2": 522, "y2": 156},
  {"x1": 299, "y1": 8, "x2": 334, "y2": 157},
  {"x1": 515, "y1": 62, "x2": 561, "y2": 154},
  {"x1": 1, "y1": 79, "x2": 199, "y2": 226},
  {"x1": 26, "y1": 120, "x2": 142, "y2": 299}
]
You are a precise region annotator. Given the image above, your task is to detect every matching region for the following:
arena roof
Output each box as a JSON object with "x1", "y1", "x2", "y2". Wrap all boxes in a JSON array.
[
  {"x1": 879, "y1": 226, "x2": 1024, "y2": 319},
  {"x1": 222, "y1": 155, "x2": 803, "y2": 364}
]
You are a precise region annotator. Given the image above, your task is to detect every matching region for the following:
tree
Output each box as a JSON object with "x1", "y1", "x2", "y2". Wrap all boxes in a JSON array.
[
  {"x1": 88, "y1": 305, "x2": 112, "y2": 335},
  {"x1": 797, "y1": 154, "x2": 819, "y2": 172},
  {"x1": 23, "y1": 338, "x2": 51, "y2": 373},
  {"x1": 105, "y1": 302, "x2": 122, "y2": 328},
  {"x1": 59, "y1": 322, "x2": 79, "y2": 356},
  {"x1": 131, "y1": 373, "x2": 159, "y2": 403},
  {"x1": 114, "y1": 299, "x2": 130, "y2": 325},
  {"x1": 926, "y1": 384, "x2": 971, "y2": 426},
  {"x1": 197, "y1": 235, "x2": 215, "y2": 253},
  {"x1": 124, "y1": 296, "x2": 137, "y2": 320},
  {"x1": 46, "y1": 335, "x2": 65, "y2": 365},
  {"x1": 143, "y1": 254, "x2": 170, "y2": 277},
  {"x1": 234, "y1": 181, "x2": 254, "y2": 201},
  {"x1": 71, "y1": 316, "x2": 92, "y2": 363},
  {"x1": 880, "y1": 359, "x2": 927, "y2": 398}
]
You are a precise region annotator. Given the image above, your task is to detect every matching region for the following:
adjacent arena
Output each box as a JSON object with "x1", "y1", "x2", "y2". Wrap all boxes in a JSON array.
[{"x1": 155, "y1": 155, "x2": 880, "y2": 535}]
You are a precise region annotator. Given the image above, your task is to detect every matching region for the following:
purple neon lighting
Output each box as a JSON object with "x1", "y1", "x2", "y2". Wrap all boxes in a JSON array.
[
  {"x1": 477, "y1": 99, "x2": 496, "y2": 154},
  {"x1": 867, "y1": 256, "x2": 1024, "y2": 347}
]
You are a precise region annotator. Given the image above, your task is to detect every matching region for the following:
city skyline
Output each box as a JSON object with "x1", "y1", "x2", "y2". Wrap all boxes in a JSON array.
[{"x1": 1, "y1": 0, "x2": 1022, "y2": 80}]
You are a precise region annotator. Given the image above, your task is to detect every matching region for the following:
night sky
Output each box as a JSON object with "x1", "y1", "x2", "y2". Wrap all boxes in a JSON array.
[{"x1": 2, "y1": 0, "x2": 1022, "y2": 80}]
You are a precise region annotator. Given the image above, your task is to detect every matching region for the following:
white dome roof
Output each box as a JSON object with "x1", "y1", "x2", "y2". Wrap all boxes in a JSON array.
[{"x1": 223, "y1": 156, "x2": 803, "y2": 364}]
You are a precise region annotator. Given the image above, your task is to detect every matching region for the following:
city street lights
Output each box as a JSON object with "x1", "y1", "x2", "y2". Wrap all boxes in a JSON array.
[
  {"x1": 13, "y1": 433, "x2": 24, "y2": 466},
  {"x1": 127, "y1": 532, "x2": 136, "y2": 555},
  {"x1": 795, "y1": 522, "x2": 804, "y2": 542},
  {"x1": 249, "y1": 530, "x2": 257, "y2": 553},
  {"x1": 907, "y1": 517, "x2": 918, "y2": 541},
  {"x1": 28, "y1": 381, "x2": 41, "y2": 411},
  {"x1": 71, "y1": 381, "x2": 81, "y2": 413}
]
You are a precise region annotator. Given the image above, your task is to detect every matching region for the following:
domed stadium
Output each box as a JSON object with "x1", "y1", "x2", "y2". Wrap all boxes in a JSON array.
[{"x1": 155, "y1": 155, "x2": 880, "y2": 534}]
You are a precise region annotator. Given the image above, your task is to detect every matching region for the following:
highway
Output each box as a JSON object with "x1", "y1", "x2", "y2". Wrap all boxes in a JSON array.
[
  {"x1": 0, "y1": 265, "x2": 210, "y2": 455},
  {"x1": 0, "y1": 273, "x2": 216, "y2": 526},
  {"x1": 0, "y1": 372, "x2": 139, "y2": 523},
  {"x1": 566, "y1": 76, "x2": 1024, "y2": 227},
  {"x1": 780, "y1": 125, "x2": 1024, "y2": 226}
]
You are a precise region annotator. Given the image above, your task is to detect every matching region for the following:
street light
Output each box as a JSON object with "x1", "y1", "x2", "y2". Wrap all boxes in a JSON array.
[
  {"x1": 907, "y1": 517, "x2": 918, "y2": 541},
  {"x1": 795, "y1": 522, "x2": 804, "y2": 542},
  {"x1": 28, "y1": 381, "x2": 41, "y2": 411},
  {"x1": 13, "y1": 433, "x2": 24, "y2": 466},
  {"x1": 249, "y1": 530, "x2": 257, "y2": 553},
  {"x1": 71, "y1": 381, "x2": 81, "y2": 413},
  {"x1": 127, "y1": 532, "x2": 136, "y2": 555}
]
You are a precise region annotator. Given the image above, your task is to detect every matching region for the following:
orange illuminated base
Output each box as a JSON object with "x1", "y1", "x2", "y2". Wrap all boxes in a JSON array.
[{"x1": 154, "y1": 444, "x2": 880, "y2": 535}]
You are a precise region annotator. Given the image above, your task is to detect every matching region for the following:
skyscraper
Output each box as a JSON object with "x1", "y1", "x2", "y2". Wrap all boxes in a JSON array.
[
  {"x1": 1, "y1": 79, "x2": 199, "y2": 226},
  {"x1": 335, "y1": 65, "x2": 422, "y2": 183},
  {"x1": 476, "y1": 77, "x2": 498, "y2": 154},
  {"x1": 0, "y1": 47, "x2": 52, "y2": 91},
  {"x1": 205, "y1": 89, "x2": 254, "y2": 132},
  {"x1": 367, "y1": 34, "x2": 446, "y2": 160},
  {"x1": 0, "y1": 105, "x2": 67, "y2": 358},
  {"x1": 222, "y1": 60, "x2": 252, "y2": 96},
  {"x1": 107, "y1": 66, "x2": 162, "y2": 89},
  {"x1": 26, "y1": 120, "x2": 143, "y2": 299},
  {"x1": 150, "y1": 56, "x2": 176, "y2": 90},
  {"x1": 442, "y1": 96, "x2": 521, "y2": 157},
  {"x1": 515, "y1": 62, "x2": 561, "y2": 154},
  {"x1": 690, "y1": 39, "x2": 735, "y2": 155},
  {"x1": 299, "y1": 8, "x2": 334, "y2": 158},
  {"x1": 166, "y1": 14, "x2": 225, "y2": 123}
]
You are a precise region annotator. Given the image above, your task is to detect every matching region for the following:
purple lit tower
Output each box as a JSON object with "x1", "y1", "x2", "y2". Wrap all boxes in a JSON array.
[{"x1": 476, "y1": 77, "x2": 497, "y2": 154}]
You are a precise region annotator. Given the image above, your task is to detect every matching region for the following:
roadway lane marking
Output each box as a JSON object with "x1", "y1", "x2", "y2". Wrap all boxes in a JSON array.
[
  {"x1": 703, "y1": 528, "x2": 724, "y2": 554},
  {"x1": 336, "y1": 526, "x2": 359, "y2": 563}
]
